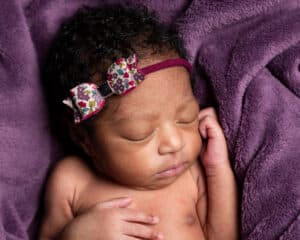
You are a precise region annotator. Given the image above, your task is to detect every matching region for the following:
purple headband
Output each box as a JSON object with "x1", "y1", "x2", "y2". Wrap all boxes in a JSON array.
[{"x1": 63, "y1": 54, "x2": 192, "y2": 123}]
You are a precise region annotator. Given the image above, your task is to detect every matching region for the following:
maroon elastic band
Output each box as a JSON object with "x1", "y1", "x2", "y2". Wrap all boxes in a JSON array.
[{"x1": 140, "y1": 58, "x2": 192, "y2": 75}]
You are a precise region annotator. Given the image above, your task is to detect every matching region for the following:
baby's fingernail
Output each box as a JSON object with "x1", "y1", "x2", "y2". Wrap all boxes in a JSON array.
[{"x1": 152, "y1": 216, "x2": 159, "y2": 223}]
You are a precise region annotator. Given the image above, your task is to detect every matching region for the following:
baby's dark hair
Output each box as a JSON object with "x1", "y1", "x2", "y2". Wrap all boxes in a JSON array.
[{"x1": 43, "y1": 4, "x2": 189, "y2": 155}]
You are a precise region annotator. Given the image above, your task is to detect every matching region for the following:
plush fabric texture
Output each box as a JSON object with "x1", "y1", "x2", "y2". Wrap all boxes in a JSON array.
[{"x1": 0, "y1": 0, "x2": 299, "y2": 239}]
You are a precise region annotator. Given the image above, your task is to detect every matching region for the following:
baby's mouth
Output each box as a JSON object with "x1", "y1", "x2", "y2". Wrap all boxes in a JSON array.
[{"x1": 156, "y1": 162, "x2": 188, "y2": 179}]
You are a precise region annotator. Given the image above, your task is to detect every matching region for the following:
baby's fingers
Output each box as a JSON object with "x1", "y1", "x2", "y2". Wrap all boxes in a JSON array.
[
  {"x1": 198, "y1": 107, "x2": 218, "y2": 121},
  {"x1": 121, "y1": 209, "x2": 163, "y2": 239},
  {"x1": 199, "y1": 115, "x2": 227, "y2": 166},
  {"x1": 122, "y1": 209, "x2": 159, "y2": 225},
  {"x1": 123, "y1": 222, "x2": 163, "y2": 240},
  {"x1": 199, "y1": 114, "x2": 224, "y2": 141}
]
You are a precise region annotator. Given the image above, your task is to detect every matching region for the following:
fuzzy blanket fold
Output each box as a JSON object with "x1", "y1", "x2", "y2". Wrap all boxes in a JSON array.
[{"x1": 0, "y1": 0, "x2": 299, "y2": 239}]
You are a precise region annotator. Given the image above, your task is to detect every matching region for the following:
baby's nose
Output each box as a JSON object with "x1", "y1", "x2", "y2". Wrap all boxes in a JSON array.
[{"x1": 158, "y1": 124, "x2": 184, "y2": 155}]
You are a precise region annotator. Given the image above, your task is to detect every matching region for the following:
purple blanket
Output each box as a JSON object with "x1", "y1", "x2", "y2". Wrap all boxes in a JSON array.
[{"x1": 0, "y1": 0, "x2": 299, "y2": 239}]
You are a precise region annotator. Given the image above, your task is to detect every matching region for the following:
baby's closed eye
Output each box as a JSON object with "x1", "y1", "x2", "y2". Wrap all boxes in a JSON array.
[
  {"x1": 176, "y1": 100, "x2": 199, "y2": 125},
  {"x1": 123, "y1": 130, "x2": 155, "y2": 142},
  {"x1": 176, "y1": 114, "x2": 198, "y2": 125},
  {"x1": 117, "y1": 124, "x2": 156, "y2": 142}
]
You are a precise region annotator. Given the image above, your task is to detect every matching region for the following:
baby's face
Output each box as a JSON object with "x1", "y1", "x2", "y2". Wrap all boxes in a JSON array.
[{"x1": 86, "y1": 56, "x2": 202, "y2": 190}]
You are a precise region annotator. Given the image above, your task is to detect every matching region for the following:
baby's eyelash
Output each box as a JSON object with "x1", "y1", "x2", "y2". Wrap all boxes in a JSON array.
[
  {"x1": 177, "y1": 115, "x2": 198, "y2": 124},
  {"x1": 125, "y1": 130, "x2": 155, "y2": 142}
]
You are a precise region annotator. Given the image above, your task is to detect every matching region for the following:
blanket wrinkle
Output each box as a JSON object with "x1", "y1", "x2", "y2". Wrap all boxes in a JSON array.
[
  {"x1": 1, "y1": 0, "x2": 299, "y2": 239},
  {"x1": 268, "y1": 43, "x2": 300, "y2": 97},
  {"x1": 279, "y1": 213, "x2": 300, "y2": 240}
]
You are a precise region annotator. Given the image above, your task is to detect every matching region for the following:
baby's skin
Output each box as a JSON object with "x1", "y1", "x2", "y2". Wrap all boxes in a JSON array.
[{"x1": 39, "y1": 55, "x2": 238, "y2": 240}]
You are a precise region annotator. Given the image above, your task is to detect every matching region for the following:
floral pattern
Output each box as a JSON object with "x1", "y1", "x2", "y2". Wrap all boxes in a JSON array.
[
  {"x1": 107, "y1": 54, "x2": 145, "y2": 95},
  {"x1": 63, "y1": 83, "x2": 105, "y2": 123}
]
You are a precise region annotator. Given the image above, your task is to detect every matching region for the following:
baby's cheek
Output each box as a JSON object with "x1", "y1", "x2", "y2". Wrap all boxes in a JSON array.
[
  {"x1": 194, "y1": 120, "x2": 202, "y2": 153},
  {"x1": 195, "y1": 135, "x2": 202, "y2": 156},
  {"x1": 188, "y1": 131, "x2": 202, "y2": 159}
]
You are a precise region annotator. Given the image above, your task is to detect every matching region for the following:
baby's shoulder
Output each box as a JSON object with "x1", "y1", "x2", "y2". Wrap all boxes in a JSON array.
[
  {"x1": 45, "y1": 156, "x2": 94, "y2": 202},
  {"x1": 40, "y1": 156, "x2": 95, "y2": 238},
  {"x1": 53, "y1": 155, "x2": 93, "y2": 179}
]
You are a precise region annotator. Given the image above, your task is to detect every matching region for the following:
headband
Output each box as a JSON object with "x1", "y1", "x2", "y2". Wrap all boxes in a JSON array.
[{"x1": 63, "y1": 54, "x2": 192, "y2": 123}]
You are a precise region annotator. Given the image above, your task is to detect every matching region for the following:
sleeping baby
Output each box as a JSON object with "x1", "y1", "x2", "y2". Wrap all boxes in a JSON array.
[{"x1": 39, "y1": 4, "x2": 238, "y2": 240}]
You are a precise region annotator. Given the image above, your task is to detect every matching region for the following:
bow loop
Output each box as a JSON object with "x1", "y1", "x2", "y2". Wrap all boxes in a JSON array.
[{"x1": 107, "y1": 54, "x2": 144, "y2": 95}]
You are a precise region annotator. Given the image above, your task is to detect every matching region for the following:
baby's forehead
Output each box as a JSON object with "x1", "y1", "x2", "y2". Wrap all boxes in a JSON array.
[{"x1": 103, "y1": 93, "x2": 197, "y2": 126}]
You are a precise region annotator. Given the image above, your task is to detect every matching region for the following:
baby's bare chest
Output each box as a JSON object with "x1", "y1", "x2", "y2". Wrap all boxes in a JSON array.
[
  {"x1": 75, "y1": 171, "x2": 204, "y2": 239},
  {"x1": 132, "y1": 188, "x2": 204, "y2": 239}
]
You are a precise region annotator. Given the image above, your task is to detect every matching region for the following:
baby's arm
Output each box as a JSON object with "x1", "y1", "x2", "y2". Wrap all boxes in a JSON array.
[
  {"x1": 39, "y1": 157, "x2": 77, "y2": 239},
  {"x1": 194, "y1": 108, "x2": 239, "y2": 240},
  {"x1": 39, "y1": 156, "x2": 162, "y2": 240}
]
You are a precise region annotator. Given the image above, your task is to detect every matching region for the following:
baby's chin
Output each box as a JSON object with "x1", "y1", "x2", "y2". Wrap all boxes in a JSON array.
[{"x1": 120, "y1": 179, "x2": 179, "y2": 191}]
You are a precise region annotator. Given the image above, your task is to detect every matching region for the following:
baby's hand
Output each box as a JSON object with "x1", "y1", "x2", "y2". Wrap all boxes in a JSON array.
[
  {"x1": 198, "y1": 107, "x2": 229, "y2": 167},
  {"x1": 198, "y1": 107, "x2": 239, "y2": 240},
  {"x1": 60, "y1": 197, "x2": 163, "y2": 240}
]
